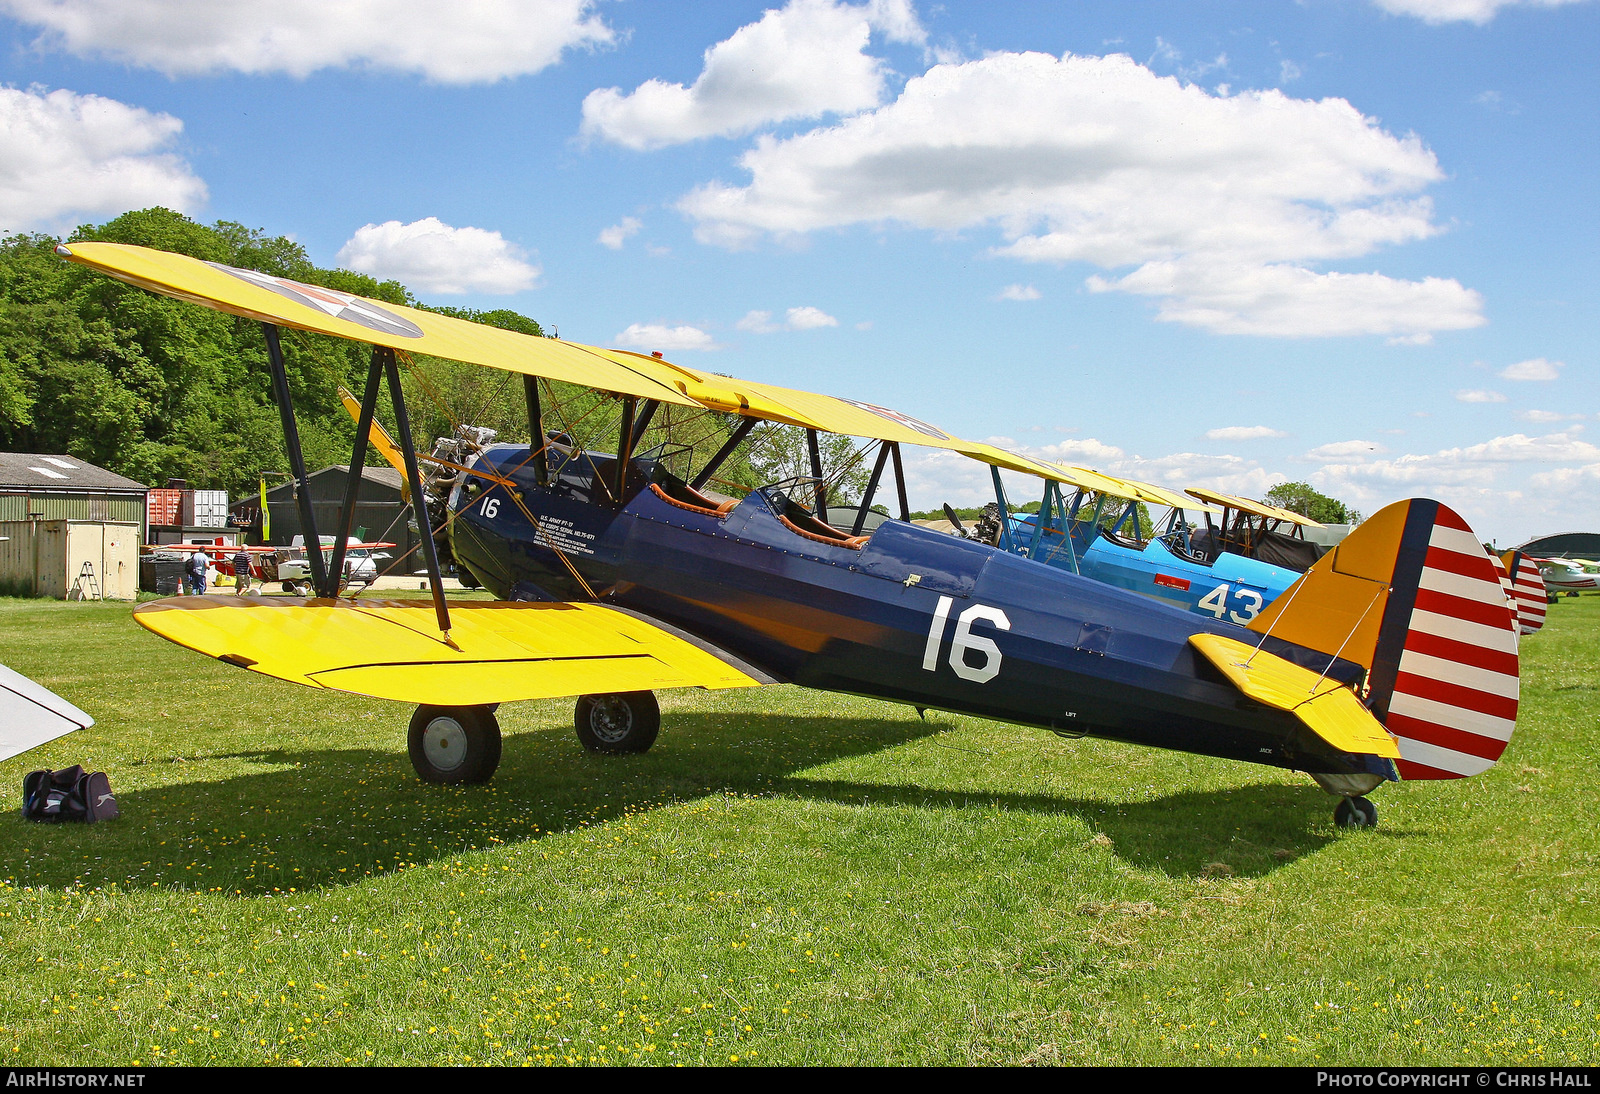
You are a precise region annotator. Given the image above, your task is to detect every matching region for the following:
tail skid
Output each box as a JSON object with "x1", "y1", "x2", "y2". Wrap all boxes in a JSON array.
[{"x1": 1245, "y1": 500, "x2": 1520, "y2": 781}]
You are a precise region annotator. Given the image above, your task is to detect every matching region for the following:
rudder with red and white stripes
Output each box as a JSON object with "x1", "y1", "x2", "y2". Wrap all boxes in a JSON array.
[
  {"x1": 1365, "y1": 502, "x2": 1520, "y2": 780},
  {"x1": 1502, "y1": 550, "x2": 1548, "y2": 636}
]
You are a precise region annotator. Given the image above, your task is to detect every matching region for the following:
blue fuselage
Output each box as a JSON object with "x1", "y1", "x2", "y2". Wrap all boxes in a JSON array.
[{"x1": 448, "y1": 444, "x2": 1379, "y2": 777}]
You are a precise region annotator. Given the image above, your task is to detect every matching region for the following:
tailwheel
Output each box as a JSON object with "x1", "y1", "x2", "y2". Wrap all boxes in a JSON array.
[
  {"x1": 408, "y1": 704, "x2": 502, "y2": 784},
  {"x1": 1334, "y1": 795, "x2": 1378, "y2": 829},
  {"x1": 574, "y1": 692, "x2": 660, "y2": 753}
]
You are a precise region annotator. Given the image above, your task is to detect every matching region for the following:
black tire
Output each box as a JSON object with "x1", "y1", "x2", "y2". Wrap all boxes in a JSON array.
[
  {"x1": 1334, "y1": 795, "x2": 1378, "y2": 829},
  {"x1": 408, "y1": 704, "x2": 502, "y2": 784},
  {"x1": 457, "y1": 568, "x2": 481, "y2": 589},
  {"x1": 574, "y1": 692, "x2": 660, "y2": 753}
]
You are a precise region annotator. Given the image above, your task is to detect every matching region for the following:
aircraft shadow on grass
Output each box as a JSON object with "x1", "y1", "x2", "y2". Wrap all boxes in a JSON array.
[{"x1": 4, "y1": 712, "x2": 1369, "y2": 894}]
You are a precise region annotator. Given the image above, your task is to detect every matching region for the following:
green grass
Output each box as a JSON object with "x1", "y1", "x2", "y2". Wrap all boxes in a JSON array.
[{"x1": 1, "y1": 592, "x2": 1596, "y2": 1065}]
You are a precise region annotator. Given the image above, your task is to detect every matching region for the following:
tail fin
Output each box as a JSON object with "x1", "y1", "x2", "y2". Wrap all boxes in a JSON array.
[
  {"x1": 1246, "y1": 500, "x2": 1519, "y2": 781},
  {"x1": 1489, "y1": 553, "x2": 1520, "y2": 631},
  {"x1": 1501, "y1": 550, "x2": 1548, "y2": 636}
]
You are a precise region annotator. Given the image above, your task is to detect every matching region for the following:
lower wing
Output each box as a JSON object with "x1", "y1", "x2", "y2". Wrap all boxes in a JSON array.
[{"x1": 132, "y1": 596, "x2": 771, "y2": 705}]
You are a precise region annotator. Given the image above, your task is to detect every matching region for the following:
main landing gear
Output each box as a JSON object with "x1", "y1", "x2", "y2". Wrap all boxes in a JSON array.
[
  {"x1": 408, "y1": 704, "x2": 502, "y2": 784},
  {"x1": 405, "y1": 691, "x2": 663, "y2": 784},
  {"x1": 574, "y1": 691, "x2": 660, "y2": 753}
]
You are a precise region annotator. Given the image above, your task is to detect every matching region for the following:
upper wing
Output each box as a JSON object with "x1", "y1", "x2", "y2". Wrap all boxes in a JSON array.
[
  {"x1": 56, "y1": 242, "x2": 702, "y2": 408},
  {"x1": 131, "y1": 596, "x2": 768, "y2": 706},
  {"x1": 0, "y1": 662, "x2": 94, "y2": 761},
  {"x1": 57, "y1": 242, "x2": 1075, "y2": 481},
  {"x1": 1187, "y1": 487, "x2": 1324, "y2": 527}
]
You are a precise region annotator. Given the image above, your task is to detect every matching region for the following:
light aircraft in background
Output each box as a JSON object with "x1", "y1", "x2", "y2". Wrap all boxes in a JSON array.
[
  {"x1": 992, "y1": 468, "x2": 1307, "y2": 626},
  {"x1": 58, "y1": 241, "x2": 1524, "y2": 829},
  {"x1": 1533, "y1": 556, "x2": 1598, "y2": 596},
  {"x1": 273, "y1": 536, "x2": 396, "y2": 593}
]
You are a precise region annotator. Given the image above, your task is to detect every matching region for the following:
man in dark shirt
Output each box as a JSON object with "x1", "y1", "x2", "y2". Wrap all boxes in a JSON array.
[{"x1": 232, "y1": 548, "x2": 254, "y2": 595}]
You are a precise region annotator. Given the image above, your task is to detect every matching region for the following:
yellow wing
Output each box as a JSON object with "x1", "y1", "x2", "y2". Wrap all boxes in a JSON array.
[
  {"x1": 132, "y1": 596, "x2": 767, "y2": 706},
  {"x1": 1188, "y1": 633, "x2": 1399, "y2": 758},
  {"x1": 1186, "y1": 487, "x2": 1323, "y2": 527},
  {"x1": 58, "y1": 241, "x2": 1071, "y2": 480},
  {"x1": 56, "y1": 242, "x2": 703, "y2": 407}
]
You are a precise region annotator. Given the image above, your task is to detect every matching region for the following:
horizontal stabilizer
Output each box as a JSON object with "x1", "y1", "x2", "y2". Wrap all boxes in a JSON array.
[
  {"x1": 1188, "y1": 634, "x2": 1399, "y2": 759},
  {"x1": 0, "y1": 662, "x2": 94, "y2": 761},
  {"x1": 132, "y1": 596, "x2": 764, "y2": 705}
]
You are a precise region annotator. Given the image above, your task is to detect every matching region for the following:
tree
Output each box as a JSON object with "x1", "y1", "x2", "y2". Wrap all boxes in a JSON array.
[
  {"x1": 1263, "y1": 482, "x2": 1361, "y2": 525},
  {"x1": 740, "y1": 424, "x2": 873, "y2": 506}
]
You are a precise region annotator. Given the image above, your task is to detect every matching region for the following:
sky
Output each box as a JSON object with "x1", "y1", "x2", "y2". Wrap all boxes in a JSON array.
[{"x1": 0, "y1": 0, "x2": 1594, "y2": 546}]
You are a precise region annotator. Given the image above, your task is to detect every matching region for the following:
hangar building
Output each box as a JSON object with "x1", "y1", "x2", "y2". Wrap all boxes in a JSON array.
[{"x1": 230, "y1": 464, "x2": 422, "y2": 567}]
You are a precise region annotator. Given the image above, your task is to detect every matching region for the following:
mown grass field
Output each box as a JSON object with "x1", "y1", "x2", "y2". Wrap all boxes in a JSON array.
[{"x1": 1, "y1": 591, "x2": 1596, "y2": 1066}]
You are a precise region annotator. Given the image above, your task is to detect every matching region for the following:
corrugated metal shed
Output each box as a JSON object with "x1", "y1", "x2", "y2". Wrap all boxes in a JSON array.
[
  {"x1": 0, "y1": 454, "x2": 148, "y2": 535},
  {"x1": 0, "y1": 520, "x2": 140, "y2": 599}
]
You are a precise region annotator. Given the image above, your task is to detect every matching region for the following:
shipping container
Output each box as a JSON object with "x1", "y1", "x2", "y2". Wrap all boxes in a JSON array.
[{"x1": 147, "y1": 488, "x2": 183, "y2": 527}]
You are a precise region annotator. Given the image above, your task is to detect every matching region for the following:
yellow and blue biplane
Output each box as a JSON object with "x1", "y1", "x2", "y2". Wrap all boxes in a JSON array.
[{"x1": 53, "y1": 241, "x2": 1525, "y2": 828}]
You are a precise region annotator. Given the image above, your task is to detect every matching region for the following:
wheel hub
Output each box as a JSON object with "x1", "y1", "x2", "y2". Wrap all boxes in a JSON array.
[
  {"x1": 588, "y1": 697, "x2": 633, "y2": 744},
  {"x1": 422, "y1": 716, "x2": 468, "y2": 771}
]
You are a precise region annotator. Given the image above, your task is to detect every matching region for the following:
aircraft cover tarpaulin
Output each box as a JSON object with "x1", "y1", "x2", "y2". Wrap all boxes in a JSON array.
[{"x1": 56, "y1": 243, "x2": 702, "y2": 407}]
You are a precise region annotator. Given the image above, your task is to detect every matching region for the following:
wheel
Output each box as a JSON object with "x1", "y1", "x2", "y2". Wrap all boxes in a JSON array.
[
  {"x1": 408, "y1": 705, "x2": 502, "y2": 784},
  {"x1": 1334, "y1": 795, "x2": 1378, "y2": 829},
  {"x1": 574, "y1": 692, "x2": 660, "y2": 753},
  {"x1": 281, "y1": 581, "x2": 298, "y2": 594},
  {"x1": 457, "y1": 568, "x2": 481, "y2": 589}
]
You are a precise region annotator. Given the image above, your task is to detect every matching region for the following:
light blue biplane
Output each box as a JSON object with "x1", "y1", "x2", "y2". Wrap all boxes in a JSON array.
[{"x1": 953, "y1": 465, "x2": 1323, "y2": 627}]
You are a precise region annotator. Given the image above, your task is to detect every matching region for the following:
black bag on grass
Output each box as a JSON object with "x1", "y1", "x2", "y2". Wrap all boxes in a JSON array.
[{"x1": 22, "y1": 766, "x2": 118, "y2": 823}]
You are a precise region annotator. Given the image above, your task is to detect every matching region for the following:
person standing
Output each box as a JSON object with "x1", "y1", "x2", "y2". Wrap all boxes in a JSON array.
[
  {"x1": 232, "y1": 547, "x2": 254, "y2": 595},
  {"x1": 185, "y1": 547, "x2": 208, "y2": 596}
]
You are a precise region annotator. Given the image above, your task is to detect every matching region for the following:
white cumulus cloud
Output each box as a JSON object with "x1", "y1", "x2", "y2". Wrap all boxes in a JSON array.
[
  {"x1": 736, "y1": 306, "x2": 839, "y2": 332},
  {"x1": 1498, "y1": 357, "x2": 1563, "y2": 381},
  {"x1": 1369, "y1": 0, "x2": 1589, "y2": 26},
  {"x1": 1205, "y1": 426, "x2": 1288, "y2": 441},
  {"x1": 1455, "y1": 389, "x2": 1507, "y2": 403},
  {"x1": 0, "y1": 0, "x2": 613, "y2": 82},
  {"x1": 0, "y1": 85, "x2": 206, "y2": 233},
  {"x1": 996, "y1": 284, "x2": 1041, "y2": 301},
  {"x1": 1517, "y1": 410, "x2": 1586, "y2": 423},
  {"x1": 784, "y1": 305, "x2": 838, "y2": 329},
  {"x1": 1304, "y1": 439, "x2": 1389, "y2": 460},
  {"x1": 1312, "y1": 428, "x2": 1600, "y2": 541},
  {"x1": 581, "y1": 0, "x2": 924, "y2": 149},
  {"x1": 1088, "y1": 259, "x2": 1483, "y2": 340},
  {"x1": 336, "y1": 218, "x2": 540, "y2": 295},
  {"x1": 613, "y1": 323, "x2": 719, "y2": 352},
  {"x1": 597, "y1": 216, "x2": 642, "y2": 250},
  {"x1": 679, "y1": 50, "x2": 1482, "y2": 340}
]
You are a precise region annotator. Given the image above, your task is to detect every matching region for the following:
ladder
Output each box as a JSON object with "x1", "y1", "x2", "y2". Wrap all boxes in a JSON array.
[{"x1": 71, "y1": 561, "x2": 101, "y2": 601}]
